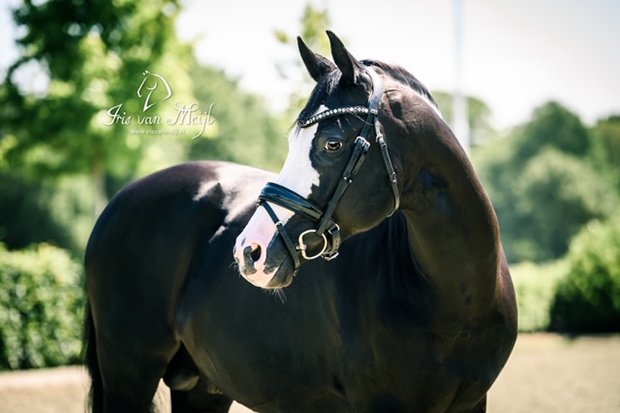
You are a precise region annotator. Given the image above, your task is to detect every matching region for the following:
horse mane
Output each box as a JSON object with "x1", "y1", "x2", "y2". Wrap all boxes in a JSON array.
[
  {"x1": 361, "y1": 59, "x2": 438, "y2": 109},
  {"x1": 298, "y1": 59, "x2": 438, "y2": 123}
]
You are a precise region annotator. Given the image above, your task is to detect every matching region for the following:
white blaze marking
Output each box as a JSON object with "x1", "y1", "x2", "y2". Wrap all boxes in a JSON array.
[
  {"x1": 233, "y1": 106, "x2": 325, "y2": 286},
  {"x1": 272, "y1": 115, "x2": 322, "y2": 224},
  {"x1": 278, "y1": 117, "x2": 322, "y2": 195}
]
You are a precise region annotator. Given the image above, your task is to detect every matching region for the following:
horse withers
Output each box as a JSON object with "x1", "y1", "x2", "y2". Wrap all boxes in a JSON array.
[{"x1": 85, "y1": 31, "x2": 517, "y2": 412}]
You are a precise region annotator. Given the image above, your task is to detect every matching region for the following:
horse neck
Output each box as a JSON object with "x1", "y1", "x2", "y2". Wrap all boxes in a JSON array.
[{"x1": 384, "y1": 89, "x2": 502, "y2": 325}]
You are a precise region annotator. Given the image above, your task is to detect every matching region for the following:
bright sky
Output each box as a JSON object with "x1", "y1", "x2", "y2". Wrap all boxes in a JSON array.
[
  {"x1": 176, "y1": 0, "x2": 620, "y2": 129},
  {"x1": 2, "y1": 0, "x2": 619, "y2": 129}
]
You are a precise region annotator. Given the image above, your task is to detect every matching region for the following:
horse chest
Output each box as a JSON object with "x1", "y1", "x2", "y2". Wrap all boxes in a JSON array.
[{"x1": 186, "y1": 300, "x2": 476, "y2": 413}]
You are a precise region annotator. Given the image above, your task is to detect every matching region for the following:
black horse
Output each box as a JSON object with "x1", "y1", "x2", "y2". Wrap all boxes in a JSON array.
[{"x1": 85, "y1": 31, "x2": 517, "y2": 413}]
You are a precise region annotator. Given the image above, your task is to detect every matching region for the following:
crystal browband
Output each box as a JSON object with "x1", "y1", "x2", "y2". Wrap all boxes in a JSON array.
[{"x1": 297, "y1": 106, "x2": 369, "y2": 128}]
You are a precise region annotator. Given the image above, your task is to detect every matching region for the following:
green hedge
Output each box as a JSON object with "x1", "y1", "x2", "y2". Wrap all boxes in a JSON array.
[
  {"x1": 511, "y1": 261, "x2": 567, "y2": 332},
  {"x1": 550, "y1": 218, "x2": 620, "y2": 332},
  {"x1": 0, "y1": 244, "x2": 84, "y2": 370}
]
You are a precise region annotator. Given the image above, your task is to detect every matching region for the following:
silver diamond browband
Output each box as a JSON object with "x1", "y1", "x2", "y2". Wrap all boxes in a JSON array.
[{"x1": 297, "y1": 106, "x2": 369, "y2": 128}]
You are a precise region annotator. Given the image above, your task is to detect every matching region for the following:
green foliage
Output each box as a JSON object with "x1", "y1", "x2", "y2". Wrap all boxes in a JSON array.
[
  {"x1": 274, "y1": 2, "x2": 332, "y2": 119},
  {"x1": 513, "y1": 101, "x2": 592, "y2": 161},
  {"x1": 511, "y1": 261, "x2": 567, "y2": 332},
  {"x1": 591, "y1": 115, "x2": 620, "y2": 189},
  {"x1": 0, "y1": 244, "x2": 83, "y2": 370},
  {"x1": 473, "y1": 102, "x2": 619, "y2": 262},
  {"x1": 47, "y1": 176, "x2": 98, "y2": 255},
  {"x1": 512, "y1": 148, "x2": 617, "y2": 261},
  {"x1": 1, "y1": 0, "x2": 192, "y2": 207},
  {"x1": 0, "y1": 171, "x2": 96, "y2": 256},
  {"x1": 274, "y1": 4, "x2": 331, "y2": 54},
  {"x1": 432, "y1": 92, "x2": 498, "y2": 145},
  {"x1": 0, "y1": 171, "x2": 70, "y2": 251},
  {"x1": 187, "y1": 64, "x2": 286, "y2": 171},
  {"x1": 550, "y1": 218, "x2": 620, "y2": 332}
]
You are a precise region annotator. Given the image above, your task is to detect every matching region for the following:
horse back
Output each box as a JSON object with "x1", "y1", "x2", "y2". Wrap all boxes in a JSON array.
[{"x1": 85, "y1": 161, "x2": 270, "y2": 345}]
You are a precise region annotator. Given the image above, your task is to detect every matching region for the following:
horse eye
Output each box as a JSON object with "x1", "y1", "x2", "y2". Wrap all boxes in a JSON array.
[{"x1": 324, "y1": 140, "x2": 343, "y2": 152}]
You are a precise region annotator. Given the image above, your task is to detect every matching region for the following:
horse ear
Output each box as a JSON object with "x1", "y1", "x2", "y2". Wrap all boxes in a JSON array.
[
  {"x1": 297, "y1": 36, "x2": 335, "y2": 82},
  {"x1": 326, "y1": 30, "x2": 363, "y2": 84}
]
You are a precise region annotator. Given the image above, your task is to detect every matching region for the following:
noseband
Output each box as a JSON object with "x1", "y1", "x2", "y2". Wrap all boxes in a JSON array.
[{"x1": 258, "y1": 68, "x2": 400, "y2": 271}]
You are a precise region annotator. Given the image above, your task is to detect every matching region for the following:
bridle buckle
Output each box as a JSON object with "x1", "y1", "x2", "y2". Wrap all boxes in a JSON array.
[
  {"x1": 297, "y1": 229, "x2": 328, "y2": 260},
  {"x1": 322, "y1": 251, "x2": 339, "y2": 261}
]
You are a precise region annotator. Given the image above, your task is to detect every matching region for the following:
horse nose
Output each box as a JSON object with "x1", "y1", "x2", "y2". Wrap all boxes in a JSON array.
[{"x1": 243, "y1": 243, "x2": 263, "y2": 268}]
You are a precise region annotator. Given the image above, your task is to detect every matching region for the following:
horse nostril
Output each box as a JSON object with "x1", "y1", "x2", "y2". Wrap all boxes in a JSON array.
[
  {"x1": 249, "y1": 243, "x2": 262, "y2": 262},
  {"x1": 243, "y1": 243, "x2": 262, "y2": 265}
]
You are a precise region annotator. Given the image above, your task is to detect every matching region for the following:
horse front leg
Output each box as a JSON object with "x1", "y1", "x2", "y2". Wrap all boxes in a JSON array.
[{"x1": 95, "y1": 336, "x2": 178, "y2": 413}]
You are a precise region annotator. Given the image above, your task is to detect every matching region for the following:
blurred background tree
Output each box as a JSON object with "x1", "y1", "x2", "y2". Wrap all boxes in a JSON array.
[
  {"x1": 0, "y1": 0, "x2": 194, "y2": 211},
  {"x1": 473, "y1": 101, "x2": 618, "y2": 263},
  {"x1": 186, "y1": 62, "x2": 285, "y2": 171},
  {"x1": 591, "y1": 115, "x2": 620, "y2": 190},
  {"x1": 274, "y1": 3, "x2": 332, "y2": 121},
  {"x1": 433, "y1": 92, "x2": 498, "y2": 146}
]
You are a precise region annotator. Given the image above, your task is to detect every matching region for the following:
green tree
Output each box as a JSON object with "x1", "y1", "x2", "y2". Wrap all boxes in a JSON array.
[
  {"x1": 274, "y1": 3, "x2": 332, "y2": 119},
  {"x1": 0, "y1": 171, "x2": 72, "y2": 251},
  {"x1": 474, "y1": 101, "x2": 618, "y2": 262},
  {"x1": 0, "y1": 0, "x2": 193, "y2": 210},
  {"x1": 591, "y1": 115, "x2": 620, "y2": 189},
  {"x1": 187, "y1": 63, "x2": 285, "y2": 171},
  {"x1": 432, "y1": 92, "x2": 497, "y2": 146},
  {"x1": 512, "y1": 101, "x2": 592, "y2": 162},
  {"x1": 512, "y1": 148, "x2": 617, "y2": 261}
]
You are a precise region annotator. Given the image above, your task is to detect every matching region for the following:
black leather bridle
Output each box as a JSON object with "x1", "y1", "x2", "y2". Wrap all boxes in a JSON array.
[{"x1": 258, "y1": 68, "x2": 400, "y2": 271}]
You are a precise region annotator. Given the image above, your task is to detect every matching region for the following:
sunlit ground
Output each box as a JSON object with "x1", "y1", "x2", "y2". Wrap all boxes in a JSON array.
[
  {"x1": 0, "y1": 334, "x2": 618, "y2": 413},
  {"x1": 488, "y1": 333, "x2": 620, "y2": 412}
]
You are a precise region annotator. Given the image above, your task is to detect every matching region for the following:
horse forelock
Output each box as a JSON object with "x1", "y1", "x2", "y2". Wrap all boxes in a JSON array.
[
  {"x1": 297, "y1": 60, "x2": 441, "y2": 126},
  {"x1": 297, "y1": 71, "x2": 341, "y2": 124}
]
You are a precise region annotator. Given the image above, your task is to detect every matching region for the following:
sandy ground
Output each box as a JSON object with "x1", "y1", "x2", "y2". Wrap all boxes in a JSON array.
[
  {"x1": 487, "y1": 334, "x2": 620, "y2": 412},
  {"x1": 0, "y1": 334, "x2": 618, "y2": 413}
]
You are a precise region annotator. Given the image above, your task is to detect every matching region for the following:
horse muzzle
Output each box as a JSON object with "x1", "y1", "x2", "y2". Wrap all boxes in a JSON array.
[{"x1": 233, "y1": 206, "x2": 298, "y2": 289}]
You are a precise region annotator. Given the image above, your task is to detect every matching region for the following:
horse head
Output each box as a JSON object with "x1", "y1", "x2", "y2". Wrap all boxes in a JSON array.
[{"x1": 234, "y1": 31, "x2": 407, "y2": 289}]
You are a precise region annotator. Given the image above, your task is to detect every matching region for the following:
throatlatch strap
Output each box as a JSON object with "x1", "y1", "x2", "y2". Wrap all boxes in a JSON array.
[{"x1": 375, "y1": 118, "x2": 400, "y2": 214}]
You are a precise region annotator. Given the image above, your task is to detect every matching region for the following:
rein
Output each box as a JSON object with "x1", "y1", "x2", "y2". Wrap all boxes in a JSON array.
[{"x1": 258, "y1": 68, "x2": 400, "y2": 271}]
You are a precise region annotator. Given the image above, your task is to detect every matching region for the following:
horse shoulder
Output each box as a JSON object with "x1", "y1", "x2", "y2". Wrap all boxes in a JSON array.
[{"x1": 85, "y1": 161, "x2": 268, "y2": 330}]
